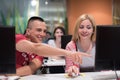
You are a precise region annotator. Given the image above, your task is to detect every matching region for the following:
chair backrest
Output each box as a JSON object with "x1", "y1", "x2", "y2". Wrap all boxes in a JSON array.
[{"x1": 61, "y1": 35, "x2": 72, "y2": 49}]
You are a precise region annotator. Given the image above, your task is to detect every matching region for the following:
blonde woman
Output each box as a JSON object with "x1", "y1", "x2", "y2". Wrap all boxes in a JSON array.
[{"x1": 65, "y1": 14, "x2": 96, "y2": 76}]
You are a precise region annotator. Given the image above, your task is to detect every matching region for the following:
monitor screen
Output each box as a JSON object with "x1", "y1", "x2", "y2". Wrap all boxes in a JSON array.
[
  {"x1": 0, "y1": 25, "x2": 16, "y2": 74},
  {"x1": 95, "y1": 25, "x2": 120, "y2": 71},
  {"x1": 61, "y1": 35, "x2": 72, "y2": 49}
]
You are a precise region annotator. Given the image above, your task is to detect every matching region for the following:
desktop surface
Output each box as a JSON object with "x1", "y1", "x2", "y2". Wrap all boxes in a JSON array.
[{"x1": 20, "y1": 71, "x2": 120, "y2": 80}]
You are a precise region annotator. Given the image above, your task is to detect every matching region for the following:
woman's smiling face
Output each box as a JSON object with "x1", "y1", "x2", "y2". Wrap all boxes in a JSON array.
[{"x1": 78, "y1": 19, "x2": 93, "y2": 40}]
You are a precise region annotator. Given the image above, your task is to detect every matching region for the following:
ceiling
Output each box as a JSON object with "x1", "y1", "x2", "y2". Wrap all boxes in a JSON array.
[
  {"x1": 39, "y1": 0, "x2": 66, "y2": 22},
  {"x1": 0, "y1": 0, "x2": 66, "y2": 21},
  {"x1": 0, "y1": 0, "x2": 67, "y2": 31}
]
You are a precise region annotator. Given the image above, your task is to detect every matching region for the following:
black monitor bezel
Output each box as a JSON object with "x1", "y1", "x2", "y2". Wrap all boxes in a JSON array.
[
  {"x1": 0, "y1": 25, "x2": 16, "y2": 74},
  {"x1": 95, "y1": 25, "x2": 120, "y2": 71}
]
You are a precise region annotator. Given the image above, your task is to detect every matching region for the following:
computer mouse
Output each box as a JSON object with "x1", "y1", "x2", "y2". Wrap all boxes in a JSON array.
[{"x1": 71, "y1": 73, "x2": 79, "y2": 77}]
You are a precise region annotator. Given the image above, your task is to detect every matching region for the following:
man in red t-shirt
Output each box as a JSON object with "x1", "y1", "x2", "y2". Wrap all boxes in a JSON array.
[{"x1": 16, "y1": 16, "x2": 46, "y2": 76}]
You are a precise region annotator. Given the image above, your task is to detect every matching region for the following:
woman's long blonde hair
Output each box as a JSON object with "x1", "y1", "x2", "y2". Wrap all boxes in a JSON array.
[{"x1": 72, "y1": 14, "x2": 96, "y2": 42}]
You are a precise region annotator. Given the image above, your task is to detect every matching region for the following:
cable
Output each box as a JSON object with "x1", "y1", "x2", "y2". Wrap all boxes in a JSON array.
[{"x1": 113, "y1": 61, "x2": 119, "y2": 80}]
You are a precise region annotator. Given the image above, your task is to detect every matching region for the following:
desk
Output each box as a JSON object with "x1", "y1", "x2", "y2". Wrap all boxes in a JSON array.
[
  {"x1": 43, "y1": 59, "x2": 65, "y2": 67},
  {"x1": 42, "y1": 59, "x2": 65, "y2": 74},
  {"x1": 20, "y1": 71, "x2": 120, "y2": 80}
]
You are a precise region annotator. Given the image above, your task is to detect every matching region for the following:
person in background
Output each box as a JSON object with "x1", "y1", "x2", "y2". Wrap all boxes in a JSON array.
[
  {"x1": 43, "y1": 31, "x2": 52, "y2": 43},
  {"x1": 47, "y1": 26, "x2": 66, "y2": 60},
  {"x1": 47, "y1": 26, "x2": 66, "y2": 73},
  {"x1": 14, "y1": 16, "x2": 91, "y2": 76},
  {"x1": 65, "y1": 14, "x2": 96, "y2": 76}
]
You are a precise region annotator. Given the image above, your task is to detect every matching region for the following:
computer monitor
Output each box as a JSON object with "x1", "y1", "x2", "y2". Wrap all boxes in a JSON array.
[
  {"x1": 61, "y1": 35, "x2": 72, "y2": 49},
  {"x1": 95, "y1": 25, "x2": 120, "y2": 71},
  {"x1": 0, "y1": 25, "x2": 16, "y2": 74}
]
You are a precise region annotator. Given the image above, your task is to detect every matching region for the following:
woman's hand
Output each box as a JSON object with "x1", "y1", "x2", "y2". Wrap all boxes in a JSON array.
[{"x1": 66, "y1": 66, "x2": 79, "y2": 77}]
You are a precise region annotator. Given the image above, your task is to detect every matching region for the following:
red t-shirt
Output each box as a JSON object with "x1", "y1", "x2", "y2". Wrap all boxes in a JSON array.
[{"x1": 16, "y1": 34, "x2": 43, "y2": 68}]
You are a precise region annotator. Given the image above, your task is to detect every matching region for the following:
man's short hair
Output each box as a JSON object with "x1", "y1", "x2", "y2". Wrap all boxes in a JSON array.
[
  {"x1": 27, "y1": 16, "x2": 45, "y2": 28},
  {"x1": 24, "y1": 16, "x2": 45, "y2": 34},
  {"x1": 28, "y1": 16, "x2": 44, "y2": 23}
]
